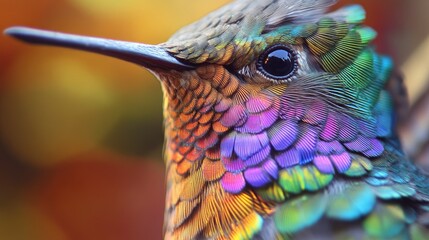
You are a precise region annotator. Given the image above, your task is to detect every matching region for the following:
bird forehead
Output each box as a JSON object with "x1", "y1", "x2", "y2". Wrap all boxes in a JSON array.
[
  {"x1": 168, "y1": 0, "x2": 336, "y2": 40},
  {"x1": 163, "y1": 0, "x2": 336, "y2": 65}
]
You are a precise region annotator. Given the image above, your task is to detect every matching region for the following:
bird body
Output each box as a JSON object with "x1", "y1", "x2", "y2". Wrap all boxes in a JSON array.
[{"x1": 5, "y1": 0, "x2": 429, "y2": 239}]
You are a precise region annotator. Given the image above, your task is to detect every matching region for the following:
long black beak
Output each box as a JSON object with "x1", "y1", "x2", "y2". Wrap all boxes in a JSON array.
[{"x1": 4, "y1": 26, "x2": 194, "y2": 70}]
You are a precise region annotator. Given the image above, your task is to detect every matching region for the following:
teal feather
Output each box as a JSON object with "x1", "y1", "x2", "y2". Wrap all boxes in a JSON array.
[
  {"x1": 365, "y1": 177, "x2": 390, "y2": 186},
  {"x1": 340, "y1": 5, "x2": 366, "y2": 24},
  {"x1": 374, "y1": 90, "x2": 394, "y2": 137},
  {"x1": 369, "y1": 169, "x2": 389, "y2": 178},
  {"x1": 338, "y1": 49, "x2": 375, "y2": 89},
  {"x1": 373, "y1": 185, "x2": 416, "y2": 199},
  {"x1": 326, "y1": 183, "x2": 376, "y2": 221},
  {"x1": 356, "y1": 27, "x2": 377, "y2": 44}
]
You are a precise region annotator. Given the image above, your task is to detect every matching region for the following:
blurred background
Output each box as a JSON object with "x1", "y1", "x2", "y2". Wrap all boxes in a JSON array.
[{"x1": 0, "y1": 0, "x2": 428, "y2": 239}]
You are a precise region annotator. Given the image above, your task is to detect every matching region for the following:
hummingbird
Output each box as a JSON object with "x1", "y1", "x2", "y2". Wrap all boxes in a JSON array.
[{"x1": 5, "y1": 0, "x2": 429, "y2": 239}]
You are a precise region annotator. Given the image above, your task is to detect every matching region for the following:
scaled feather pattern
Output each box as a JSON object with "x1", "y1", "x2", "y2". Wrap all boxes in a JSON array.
[{"x1": 158, "y1": 0, "x2": 429, "y2": 239}]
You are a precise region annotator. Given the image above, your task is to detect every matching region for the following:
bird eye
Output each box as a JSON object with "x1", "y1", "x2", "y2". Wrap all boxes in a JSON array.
[{"x1": 256, "y1": 45, "x2": 297, "y2": 81}]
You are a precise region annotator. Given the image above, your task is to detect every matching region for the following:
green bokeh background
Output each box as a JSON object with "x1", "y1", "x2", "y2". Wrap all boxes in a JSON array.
[{"x1": 1, "y1": 0, "x2": 428, "y2": 239}]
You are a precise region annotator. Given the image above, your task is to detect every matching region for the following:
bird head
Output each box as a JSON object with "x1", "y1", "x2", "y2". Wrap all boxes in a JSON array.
[{"x1": 5, "y1": 0, "x2": 399, "y2": 238}]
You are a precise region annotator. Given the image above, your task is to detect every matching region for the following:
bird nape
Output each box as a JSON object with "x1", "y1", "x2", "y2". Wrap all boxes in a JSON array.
[{"x1": 5, "y1": 0, "x2": 429, "y2": 239}]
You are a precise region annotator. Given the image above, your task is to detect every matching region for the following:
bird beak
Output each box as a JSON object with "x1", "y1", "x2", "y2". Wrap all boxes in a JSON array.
[{"x1": 4, "y1": 26, "x2": 194, "y2": 71}]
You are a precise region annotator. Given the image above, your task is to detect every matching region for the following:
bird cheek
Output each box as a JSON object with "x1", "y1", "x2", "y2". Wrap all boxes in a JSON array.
[{"x1": 295, "y1": 46, "x2": 323, "y2": 75}]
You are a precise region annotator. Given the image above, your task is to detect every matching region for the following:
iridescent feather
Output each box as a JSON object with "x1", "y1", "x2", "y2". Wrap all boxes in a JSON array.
[
  {"x1": 161, "y1": 0, "x2": 429, "y2": 239},
  {"x1": 5, "y1": 0, "x2": 429, "y2": 239}
]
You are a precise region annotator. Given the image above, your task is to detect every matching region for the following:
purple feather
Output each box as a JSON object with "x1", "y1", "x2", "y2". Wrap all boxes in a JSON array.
[
  {"x1": 259, "y1": 106, "x2": 279, "y2": 128},
  {"x1": 268, "y1": 119, "x2": 298, "y2": 151},
  {"x1": 343, "y1": 135, "x2": 371, "y2": 152},
  {"x1": 220, "y1": 132, "x2": 236, "y2": 158},
  {"x1": 263, "y1": 158, "x2": 279, "y2": 179},
  {"x1": 222, "y1": 156, "x2": 246, "y2": 172},
  {"x1": 313, "y1": 155, "x2": 335, "y2": 174},
  {"x1": 237, "y1": 114, "x2": 261, "y2": 133},
  {"x1": 279, "y1": 102, "x2": 304, "y2": 120},
  {"x1": 330, "y1": 152, "x2": 352, "y2": 173},
  {"x1": 234, "y1": 132, "x2": 269, "y2": 160},
  {"x1": 244, "y1": 145, "x2": 271, "y2": 167},
  {"x1": 220, "y1": 104, "x2": 247, "y2": 127},
  {"x1": 338, "y1": 115, "x2": 358, "y2": 142},
  {"x1": 221, "y1": 172, "x2": 246, "y2": 193},
  {"x1": 244, "y1": 167, "x2": 271, "y2": 187},
  {"x1": 320, "y1": 113, "x2": 339, "y2": 141},
  {"x1": 295, "y1": 125, "x2": 318, "y2": 164},
  {"x1": 237, "y1": 106, "x2": 278, "y2": 133},
  {"x1": 317, "y1": 140, "x2": 345, "y2": 155},
  {"x1": 246, "y1": 96, "x2": 272, "y2": 113},
  {"x1": 302, "y1": 100, "x2": 328, "y2": 125},
  {"x1": 363, "y1": 139, "x2": 384, "y2": 157},
  {"x1": 275, "y1": 148, "x2": 300, "y2": 168},
  {"x1": 215, "y1": 98, "x2": 232, "y2": 112}
]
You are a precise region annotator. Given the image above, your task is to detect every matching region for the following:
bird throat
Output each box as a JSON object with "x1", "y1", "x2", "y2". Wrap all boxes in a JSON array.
[{"x1": 159, "y1": 65, "x2": 278, "y2": 239}]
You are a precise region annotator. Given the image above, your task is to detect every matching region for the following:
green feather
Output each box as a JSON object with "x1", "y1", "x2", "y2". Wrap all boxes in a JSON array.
[
  {"x1": 321, "y1": 30, "x2": 365, "y2": 73},
  {"x1": 278, "y1": 166, "x2": 333, "y2": 194},
  {"x1": 306, "y1": 17, "x2": 348, "y2": 56},
  {"x1": 344, "y1": 155, "x2": 373, "y2": 177},
  {"x1": 363, "y1": 204, "x2": 407, "y2": 238},
  {"x1": 275, "y1": 193, "x2": 328, "y2": 233},
  {"x1": 356, "y1": 27, "x2": 377, "y2": 44},
  {"x1": 257, "y1": 183, "x2": 287, "y2": 202},
  {"x1": 338, "y1": 49, "x2": 375, "y2": 89}
]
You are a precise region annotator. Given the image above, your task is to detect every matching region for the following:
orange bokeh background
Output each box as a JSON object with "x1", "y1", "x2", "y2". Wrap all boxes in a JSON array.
[{"x1": 0, "y1": 1, "x2": 428, "y2": 239}]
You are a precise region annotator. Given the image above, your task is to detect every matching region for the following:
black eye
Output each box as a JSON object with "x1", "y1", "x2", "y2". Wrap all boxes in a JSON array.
[{"x1": 257, "y1": 45, "x2": 297, "y2": 81}]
